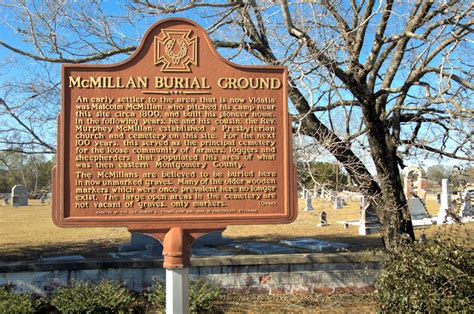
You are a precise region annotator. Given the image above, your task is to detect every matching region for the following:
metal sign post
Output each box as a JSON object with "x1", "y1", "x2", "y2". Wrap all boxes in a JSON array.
[
  {"x1": 166, "y1": 268, "x2": 189, "y2": 314},
  {"x1": 138, "y1": 227, "x2": 220, "y2": 314}
]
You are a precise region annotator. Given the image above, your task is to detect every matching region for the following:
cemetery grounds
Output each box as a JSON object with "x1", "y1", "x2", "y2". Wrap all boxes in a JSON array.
[{"x1": 1, "y1": 198, "x2": 472, "y2": 312}]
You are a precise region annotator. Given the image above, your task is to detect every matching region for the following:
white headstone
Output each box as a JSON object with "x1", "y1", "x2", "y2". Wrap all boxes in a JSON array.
[
  {"x1": 407, "y1": 197, "x2": 432, "y2": 226},
  {"x1": 437, "y1": 179, "x2": 450, "y2": 225},
  {"x1": 46, "y1": 192, "x2": 52, "y2": 204},
  {"x1": 11, "y1": 185, "x2": 28, "y2": 206},
  {"x1": 459, "y1": 189, "x2": 473, "y2": 218},
  {"x1": 304, "y1": 191, "x2": 314, "y2": 211},
  {"x1": 359, "y1": 204, "x2": 380, "y2": 235},
  {"x1": 334, "y1": 197, "x2": 343, "y2": 209}
]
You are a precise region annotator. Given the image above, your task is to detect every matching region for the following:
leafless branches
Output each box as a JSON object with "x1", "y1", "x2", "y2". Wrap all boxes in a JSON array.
[{"x1": 0, "y1": 0, "x2": 472, "y2": 245}]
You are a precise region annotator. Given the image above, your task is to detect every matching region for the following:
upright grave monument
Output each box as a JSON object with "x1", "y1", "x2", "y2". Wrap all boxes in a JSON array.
[
  {"x1": 11, "y1": 184, "x2": 28, "y2": 206},
  {"x1": 53, "y1": 18, "x2": 297, "y2": 313},
  {"x1": 304, "y1": 190, "x2": 314, "y2": 211}
]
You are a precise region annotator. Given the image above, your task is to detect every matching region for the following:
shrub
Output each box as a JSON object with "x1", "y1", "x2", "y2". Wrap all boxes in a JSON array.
[
  {"x1": 145, "y1": 278, "x2": 166, "y2": 311},
  {"x1": 146, "y1": 276, "x2": 223, "y2": 313},
  {"x1": 51, "y1": 280, "x2": 135, "y2": 313},
  {"x1": 375, "y1": 237, "x2": 473, "y2": 312},
  {"x1": 0, "y1": 286, "x2": 35, "y2": 314},
  {"x1": 189, "y1": 277, "x2": 223, "y2": 312}
]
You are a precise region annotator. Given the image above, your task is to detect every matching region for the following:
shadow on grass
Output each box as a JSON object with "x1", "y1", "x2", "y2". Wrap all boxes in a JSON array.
[{"x1": 0, "y1": 234, "x2": 385, "y2": 263}]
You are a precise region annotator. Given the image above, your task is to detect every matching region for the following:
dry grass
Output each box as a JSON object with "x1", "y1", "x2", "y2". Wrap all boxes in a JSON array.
[
  {"x1": 224, "y1": 198, "x2": 384, "y2": 249},
  {"x1": 0, "y1": 199, "x2": 129, "y2": 261},
  {"x1": 218, "y1": 292, "x2": 377, "y2": 313},
  {"x1": 0, "y1": 197, "x2": 472, "y2": 262}
]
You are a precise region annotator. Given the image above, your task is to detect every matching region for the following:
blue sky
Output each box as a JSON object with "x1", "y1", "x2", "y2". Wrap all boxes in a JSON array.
[{"x1": 0, "y1": 1, "x2": 471, "y2": 171}]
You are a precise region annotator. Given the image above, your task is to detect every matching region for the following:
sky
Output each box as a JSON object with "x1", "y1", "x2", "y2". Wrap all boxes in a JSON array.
[{"x1": 0, "y1": 0, "x2": 471, "y2": 173}]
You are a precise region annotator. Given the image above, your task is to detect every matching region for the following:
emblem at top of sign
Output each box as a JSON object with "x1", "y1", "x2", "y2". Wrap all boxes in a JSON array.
[{"x1": 154, "y1": 29, "x2": 198, "y2": 72}]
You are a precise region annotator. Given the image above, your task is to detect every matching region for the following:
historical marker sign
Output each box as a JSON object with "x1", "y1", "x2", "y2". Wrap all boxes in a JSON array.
[{"x1": 53, "y1": 18, "x2": 296, "y2": 230}]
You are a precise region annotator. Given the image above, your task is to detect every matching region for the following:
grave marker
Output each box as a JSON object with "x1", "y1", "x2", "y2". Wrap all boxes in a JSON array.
[
  {"x1": 11, "y1": 185, "x2": 28, "y2": 206},
  {"x1": 407, "y1": 197, "x2": 432, "y2": 226},
  {"x1": 437, "y1": 179, "x2": 450, "y2": 225},
  {"x1": 359, "y1": 204, "x2": 380, "y2": 235},
  {"x1": 304, "y1": 191, "x2": 314, "y2": 211},
  {"x1": 334, "y1": 197, "x2": 343, "y2": 209},
  {"x1": 318, "y1": 210, "x2": 328, "y2": 227},
  {"x1": 459, "y1": 188, "x2": 473, "y2": 219}
]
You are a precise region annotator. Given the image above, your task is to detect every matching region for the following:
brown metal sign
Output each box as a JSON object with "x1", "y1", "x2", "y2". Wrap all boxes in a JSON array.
[{"x1": 53, "y1": 18, "x2": 297, "y2": 231}]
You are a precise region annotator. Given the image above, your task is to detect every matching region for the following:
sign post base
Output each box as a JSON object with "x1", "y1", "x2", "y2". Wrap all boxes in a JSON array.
[
  {"x1": 131, "y1": 227, "x2": 224, "y2": 314},
  {"x1": 166, "y1": 268, "x2": 189, "y2": 314}
]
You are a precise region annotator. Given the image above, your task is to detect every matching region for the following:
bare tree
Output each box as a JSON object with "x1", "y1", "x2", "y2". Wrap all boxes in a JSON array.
[{"x1": 0, "y1": 0, "x2": 472, "y2": 250}]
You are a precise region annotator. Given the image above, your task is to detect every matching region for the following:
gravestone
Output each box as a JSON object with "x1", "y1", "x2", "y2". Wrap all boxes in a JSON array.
[
  {"x1": 119, "y1": 233, "x2": 162, "y2": 253},
  {"x1": 11, "y1": 185, "x2": 28, "y2": 206},
  {"x1": 359, "y1": 204, "x2": 380, "y2": 235},
  {"x1": 304, "y1": 191, "x2": 314, "y2": 211},
  {"x1": 194, "y1": 230, "x2": 232, "y2": 246},
  {"x1": 317, "y1": 210, "x2": 328, "y2": 227},
  {"x1": 459, "y1": 189, "x2": 473, "y2": 219},
  {"x1": 46, "y1": 192, "x2": 52, "y2": 204},
  {"x1": 118, "y1": 231, "x2": 230, "y2": 258},
  {"x1": 280, "y1": 238, "x2": 349, "y2": 252},
  {"x1": 437, "y1": 179, "x2": 450, "y2": 225},
  {"x1": 232, "y1": 242, "x2": 297, "y2": 254},
  {"x1": 119, "y1": 230, "x2": 230, "y2": 257},
  {"x1": 407, "y1": 197, "x2": 432, "y2": 226},
  {"x1": 40, "y1": 255, "x2": 85, "y2": 262},
  {"x1": 191, "y1": 246, "x2": 233, "y2": 257},
  {"x1": 12, "y1": 196, "x2": 19, "y2": 208},
  {"x1": 334, "y1": 197, "x2": 343, "y2": 209}
]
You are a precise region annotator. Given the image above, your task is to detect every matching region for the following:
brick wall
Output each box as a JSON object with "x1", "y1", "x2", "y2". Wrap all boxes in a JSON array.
[{"x1": 0, "y1": 252, "x2": 384, "y2": 295}]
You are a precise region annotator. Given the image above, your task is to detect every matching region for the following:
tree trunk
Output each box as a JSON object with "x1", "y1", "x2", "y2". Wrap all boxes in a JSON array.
[
  {"x1": 290, "y1": 86, "x2": 414, "y2": 250},
  {"x1": 364, "y1": 110, "x2": 415, "y2": 250}
]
